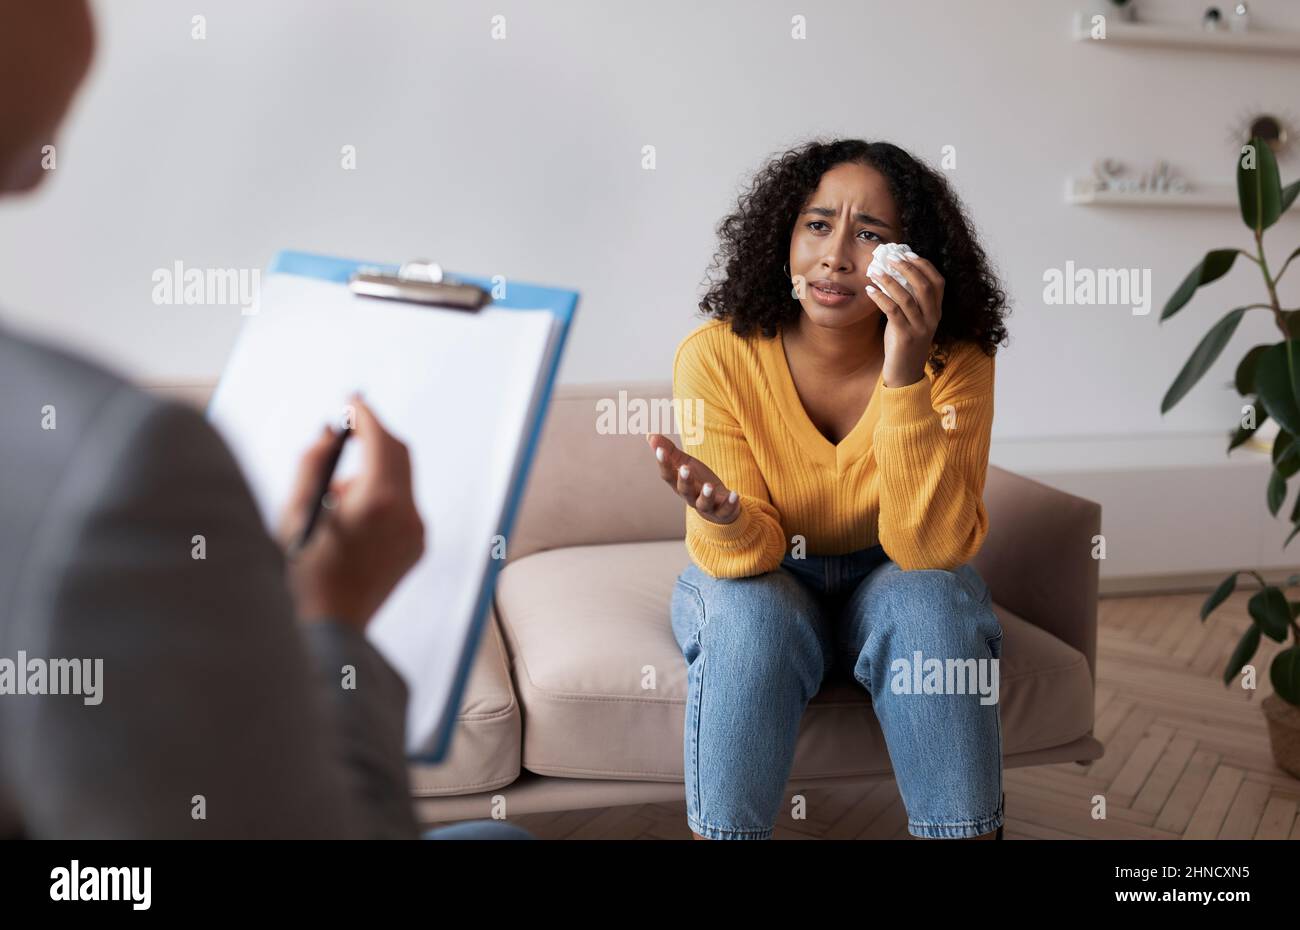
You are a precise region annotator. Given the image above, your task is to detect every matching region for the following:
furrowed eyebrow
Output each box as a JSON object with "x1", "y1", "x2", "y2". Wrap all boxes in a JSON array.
[{"x1": 802, "y1": 205, "x2": 894, "y2": 230}]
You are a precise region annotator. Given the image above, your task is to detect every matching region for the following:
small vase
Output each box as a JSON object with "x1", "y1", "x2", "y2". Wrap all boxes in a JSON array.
[
  {"x1": 1262, "y1": 692, "x2": 1300, "y2": 779},
  {"x1": 1230, "y1": 3, "x2": 1250, "y2": 32}
]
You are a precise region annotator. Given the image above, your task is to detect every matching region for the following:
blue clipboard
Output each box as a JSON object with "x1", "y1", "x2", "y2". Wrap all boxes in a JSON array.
[{"x1": 257, "y1": 249, "x2": 577, "y2": 764}]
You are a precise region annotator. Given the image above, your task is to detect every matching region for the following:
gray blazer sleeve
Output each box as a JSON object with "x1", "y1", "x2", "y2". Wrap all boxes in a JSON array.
[{"x1": 5, "y1": 387, "x2": 419, "y2": 838}]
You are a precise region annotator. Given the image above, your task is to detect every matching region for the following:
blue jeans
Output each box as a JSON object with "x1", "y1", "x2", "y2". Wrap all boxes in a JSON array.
[{"x1": 670, "y1": 544, "x2": 1004, "y2": 839}]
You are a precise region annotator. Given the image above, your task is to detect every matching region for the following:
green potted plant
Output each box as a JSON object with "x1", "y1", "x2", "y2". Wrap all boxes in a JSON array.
[{"x1": 1159, "y1": 135, "x2": 1300, "y2": 777}]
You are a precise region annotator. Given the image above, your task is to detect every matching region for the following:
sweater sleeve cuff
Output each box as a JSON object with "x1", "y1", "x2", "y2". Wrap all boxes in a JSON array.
[
  {"x1": 877, "y1": 375, "x2": 935, "y2": 428},
  {"x1": 687, "y1": 497, "x2": 757, "y2": 545}
]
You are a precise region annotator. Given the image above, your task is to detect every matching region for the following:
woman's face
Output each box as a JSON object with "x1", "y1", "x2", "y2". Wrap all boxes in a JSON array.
[{"x1": 788, "y1": 160, "x2": 902, "y2": 332}]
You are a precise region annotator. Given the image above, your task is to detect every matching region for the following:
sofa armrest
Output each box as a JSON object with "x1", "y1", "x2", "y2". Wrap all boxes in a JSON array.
[{"x1": 972, "y1": 466, "x2": 1101, "y2": 686}]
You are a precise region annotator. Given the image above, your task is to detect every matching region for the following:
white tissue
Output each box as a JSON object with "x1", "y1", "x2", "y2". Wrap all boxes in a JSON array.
[{"x1": 866, "y1": 242, "x2": 918, "y2": 299}]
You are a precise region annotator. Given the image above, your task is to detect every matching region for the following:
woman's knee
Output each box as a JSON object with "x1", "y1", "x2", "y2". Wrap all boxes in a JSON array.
[
  {"x1": 674, "y1": 565, "x2": 828, "y2": 682},
  {"x1": 849, "y1": 562, "x2": 1001, "y2": 649}
]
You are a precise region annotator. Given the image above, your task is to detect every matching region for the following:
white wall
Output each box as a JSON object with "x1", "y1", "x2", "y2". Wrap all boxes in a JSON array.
[{"x1": 2, "y1": 0, "x2": 1298, "y2": 444}]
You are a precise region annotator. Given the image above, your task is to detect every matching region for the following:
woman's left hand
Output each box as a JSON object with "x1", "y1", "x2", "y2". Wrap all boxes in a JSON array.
[{"x1": 866, "y1": 252, "x2": 945, "y2": 388}]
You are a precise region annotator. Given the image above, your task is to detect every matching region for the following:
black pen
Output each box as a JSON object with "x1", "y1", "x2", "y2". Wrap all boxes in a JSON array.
[{"x1": 290, "y1": 425, "x2": 353, "y2": 555}]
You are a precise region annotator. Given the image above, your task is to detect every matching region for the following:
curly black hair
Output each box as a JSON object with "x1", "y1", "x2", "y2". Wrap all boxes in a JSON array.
[{"x1": 699, "y1": 138, "x2": 1010, "y2": 375}]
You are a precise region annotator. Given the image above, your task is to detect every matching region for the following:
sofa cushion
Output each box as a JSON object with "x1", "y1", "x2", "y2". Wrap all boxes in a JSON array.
[
  {"x1": 407, "y1": 605, "x2": 522, "y2": 796},
  {"x1": 495, "y1": 539, "x2": 1095, "y2": 781}
]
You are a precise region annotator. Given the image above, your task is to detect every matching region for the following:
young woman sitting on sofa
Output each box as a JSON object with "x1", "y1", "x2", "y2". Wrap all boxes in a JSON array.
[{"x1": 645, "y1": 138, "x2": 1011, "y2": 841}]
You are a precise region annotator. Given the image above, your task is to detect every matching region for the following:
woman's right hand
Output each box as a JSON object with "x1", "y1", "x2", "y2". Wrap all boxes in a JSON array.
[
  {"x1": 645, "y1": 433, "x2": 741, "y2": 525},
  {"x1": 280, "y1": 397, "x2": 426, "y2": 631}
]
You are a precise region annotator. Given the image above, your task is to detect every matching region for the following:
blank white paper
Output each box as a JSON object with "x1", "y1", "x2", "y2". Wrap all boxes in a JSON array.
[{"x1": 207, "y1": 272, "x2": 556, "y2": 757}]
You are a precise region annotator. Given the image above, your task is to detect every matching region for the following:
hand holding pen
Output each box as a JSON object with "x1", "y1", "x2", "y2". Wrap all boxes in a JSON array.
[{"x1": 278, "y1": 394, "x2": 426, "y2": 631}]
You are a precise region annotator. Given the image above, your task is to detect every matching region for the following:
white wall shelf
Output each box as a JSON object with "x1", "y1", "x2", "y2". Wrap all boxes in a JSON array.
[
  {"x1": 1065, "y1": 176, "x2": 1236, "y2": 208},
  {"x1": 1072, "y1": 10, "x2": 1300, "y2": 54}
]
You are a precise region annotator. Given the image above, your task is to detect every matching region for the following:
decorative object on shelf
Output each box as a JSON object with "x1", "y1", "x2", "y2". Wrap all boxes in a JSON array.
[
  {"x1": 1231, "y1": 2, "x2": 1251, "y2": 32},
  {"x1": 1071, "y1": 9, "x2": 1300, "y2": 53},
  {"x1": 1158, "y1": 136, "x2": 1300, "y2": 773},
  {"x1": 1203, "y1": 6, "x2": 1225, "y2": 31},
  {"x1": 1065, "y1": 176, "x2": 1234, "y2": 207},
  {"x1": 1065, "y1": 158, "x2": 1236, "y2": 208},
  {"x1": 1093, "y1": 157, "x2": 1189, "y2": 195}
]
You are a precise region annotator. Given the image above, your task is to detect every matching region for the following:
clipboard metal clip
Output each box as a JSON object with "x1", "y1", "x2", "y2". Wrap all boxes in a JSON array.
[{"x1": 348, "y1": 258, "x2": 490, "y2": 311}]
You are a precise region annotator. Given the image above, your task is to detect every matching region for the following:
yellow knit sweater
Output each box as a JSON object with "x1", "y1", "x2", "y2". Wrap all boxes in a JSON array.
[{"x1": 673, "y1": 318, "x2": 996, "y2": 578}]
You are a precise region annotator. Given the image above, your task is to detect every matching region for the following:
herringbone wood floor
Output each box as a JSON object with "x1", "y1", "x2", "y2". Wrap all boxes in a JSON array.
[{"x1": 442, "y1": 589, "x2": 1300, "y2": 839}]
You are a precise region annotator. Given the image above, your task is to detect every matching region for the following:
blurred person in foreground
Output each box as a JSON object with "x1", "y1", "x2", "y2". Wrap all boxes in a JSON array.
[{"x1": 0, "y1": 0, "x2": 529, "y2": 840}]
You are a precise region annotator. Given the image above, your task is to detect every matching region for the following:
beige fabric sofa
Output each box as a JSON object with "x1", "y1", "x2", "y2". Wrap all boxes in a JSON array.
[{"x1": 405, "y1": 381, "x2": 1106, "y2": 824}]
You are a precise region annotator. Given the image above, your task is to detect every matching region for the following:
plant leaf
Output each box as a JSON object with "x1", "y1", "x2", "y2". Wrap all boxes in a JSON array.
[
  {"x1": 1160, "y1": 250, "x2": 1241, "y2": 321},
  {"x1": 1235, "y1": 344, "x2": 1270, "y2": 395},
  {"x1": 1201, "y1": 573, "x2": 1238, "y2": 619},
  {"x1": 1229, "y1": 401, "x2": 1266, "y2": 451},
  {"x1": 1283, "y1": 179, "x2": 1300, "y2": 214},
  {"x1": 1279, "y1": 522, "x2": 1300, "y2": 554},
  {"x1": 1229, "y1": 424, "x2": 1256, "y2": 451},
  {"x1": 1288, "y1": 492, "x2": 1300, "y2": 543},
  {"x1": 1253, "y1": 341, "x2": 1300, "y2": 436},
  {"x1": 1271, "y1": 647, "x2": 1300, "y2": 705},
  {"x1": 1239, "y1": 136, "x2": 1284, "y2": 233},
  {"x1": 1224, "y1": 623, "x2": 1261, "y2": 685},
  {"x1": 1268, "y1": 470, "x2": 1287, "y2": 514},
  {"x1": 1275, "y1": 433, "x2": 1300, "y2": 478},
  {"x1": 1277, "y1": 249, "x2": 1300, "y2": 288},
  {"x1": 1160, "y1": 307, "x2": 1249, "y2": 413},
  {"x1": 1248, "y1": 586, "x2": 1291, "y2": 641}
]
